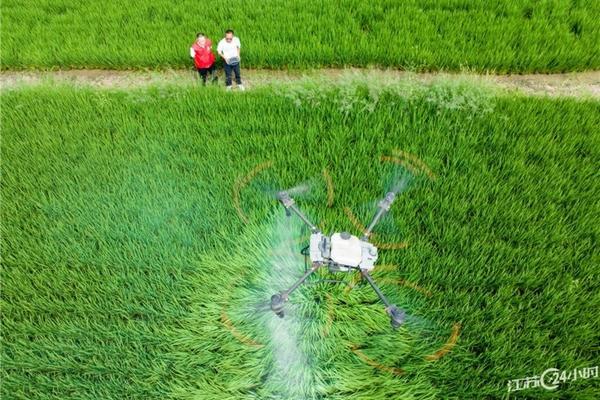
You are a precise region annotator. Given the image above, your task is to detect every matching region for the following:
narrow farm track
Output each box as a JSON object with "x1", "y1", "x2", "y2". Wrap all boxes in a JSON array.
[{"x1": 2, "y1": 68, "x2": 599, "y2": 98}]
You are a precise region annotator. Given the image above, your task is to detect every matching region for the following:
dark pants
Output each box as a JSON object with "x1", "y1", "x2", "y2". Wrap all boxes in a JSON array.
[
  {"x1": 224, "y1": 63, "x2": 242, "y2": 86},
  {"x1": 197, "y1": 65, "x2": 216, "y2": 84}
]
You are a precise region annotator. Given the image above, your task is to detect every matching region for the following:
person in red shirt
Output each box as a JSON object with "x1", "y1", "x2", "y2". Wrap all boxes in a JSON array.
[{"x1": 190, "y1": 33, "x2": 217, "y2": 85}]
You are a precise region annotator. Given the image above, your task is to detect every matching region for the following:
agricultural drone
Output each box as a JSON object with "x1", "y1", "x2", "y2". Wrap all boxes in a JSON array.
[{"x1": 269, "y1": 188, "x2": 406, "y2": 329}]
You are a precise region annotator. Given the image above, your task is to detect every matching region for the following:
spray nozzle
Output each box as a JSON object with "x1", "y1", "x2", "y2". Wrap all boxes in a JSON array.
[{"x1": 270, "y1": 293, "x2": 286, "y2": 318}]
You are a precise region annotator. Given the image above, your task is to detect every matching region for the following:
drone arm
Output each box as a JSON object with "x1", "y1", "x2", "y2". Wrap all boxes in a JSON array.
[
  {"x1": 289, "y1": 204, "x2": 319, "y2": 233},
  {"x1": 277, "y1": 191, "x2": 320, "y2": 233},
  {"x1": 360, "y1": 269, "x2": 392, "y2": 308},
  {"x1": 361, "y1": 269, "x2": 405, "y2": 329},
  {"x1": 362, "y1": 191, "x2": 396, "y2": 240},
  {"x1": 285, "y1": 262, "x2": 322, "y2": 297},
  {"x1": 271, "y1": 262, "x2": 322, "y2": 317}
]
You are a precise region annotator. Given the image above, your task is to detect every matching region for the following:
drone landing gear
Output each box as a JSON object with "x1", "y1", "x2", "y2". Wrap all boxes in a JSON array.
[
  {"x1": 270, "y1": 262, "x2": 322, "y2": 318},
  {"x1": 360, "y1": 269, "x2": 406, "y2": 329}
]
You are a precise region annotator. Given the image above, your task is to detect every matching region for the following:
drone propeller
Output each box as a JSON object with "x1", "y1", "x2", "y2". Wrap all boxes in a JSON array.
[
  {"x1": 225, "y1": 285, "x2": 315, "y2": 333},
  {"x1": 350, "y1": 165, "x2": 414, "y2": 241},
  {"x1": 250, "y1": 176, "x2": 324, "y2": 204},
  {"x1": 279, "y1": 181, "x2": 313, "y2": 197},
  {"x1": 385, "y1": 168, "x2": 412, "y2": 197}
]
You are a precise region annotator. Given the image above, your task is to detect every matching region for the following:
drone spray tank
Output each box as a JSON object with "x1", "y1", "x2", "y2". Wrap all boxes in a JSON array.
[{"x1": 270, "y1": 189, "x2": 406, "y2": 329}]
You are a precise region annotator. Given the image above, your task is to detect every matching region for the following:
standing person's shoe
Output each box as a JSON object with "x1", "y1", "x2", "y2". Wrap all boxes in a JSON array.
[{"x1": 239, "y1": 84, "x2": 245, "y2": 91}]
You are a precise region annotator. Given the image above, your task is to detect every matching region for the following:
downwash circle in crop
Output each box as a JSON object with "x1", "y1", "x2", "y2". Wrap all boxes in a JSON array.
[{"x1": 222, "y1": 151, "x2": 461, "y2": 376}]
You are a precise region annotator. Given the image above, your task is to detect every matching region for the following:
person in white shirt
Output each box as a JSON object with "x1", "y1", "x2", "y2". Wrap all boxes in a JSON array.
[{"x1": 217, "y1": 29, "x2": 244, "y2": 91}]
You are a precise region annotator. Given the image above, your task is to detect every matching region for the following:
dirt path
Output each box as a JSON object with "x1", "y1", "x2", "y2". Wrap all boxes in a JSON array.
[{"x1": 2, "y1": 68, "x2": 599, "y2": 98}]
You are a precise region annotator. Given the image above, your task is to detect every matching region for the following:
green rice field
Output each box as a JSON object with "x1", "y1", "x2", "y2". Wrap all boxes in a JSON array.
[
  {"x1": 2, "y1": 81, "x2": 599, "y2": 399},
  {"x1": 2, "y1": 0, "x2": 599, "y2": 72}
]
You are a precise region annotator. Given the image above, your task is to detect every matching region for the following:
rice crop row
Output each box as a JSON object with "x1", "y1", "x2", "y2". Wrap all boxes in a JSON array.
[
  {"x1": 2, "y1": 0, "x2": 599, "y2": 72},
  {"x1": 2, "y1": 82, "x2": 599, "y2": 399}
]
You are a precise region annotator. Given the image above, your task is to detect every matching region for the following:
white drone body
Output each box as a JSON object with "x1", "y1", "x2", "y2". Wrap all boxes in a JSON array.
[
  {"x1": 310, "y1": 231, "x2": 378, "y2": 272},
  {"x1": 271, "y1": 190, "x2": 406, "y2": 329}
]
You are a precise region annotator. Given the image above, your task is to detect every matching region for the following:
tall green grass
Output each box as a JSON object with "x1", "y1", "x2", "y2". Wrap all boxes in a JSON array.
[
  {"x1": 2, "y1": 82, "x2": 599, "y2": 399},
  {"x1": 2, "y1": 0, "x2": 599, "y2": 72}
]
